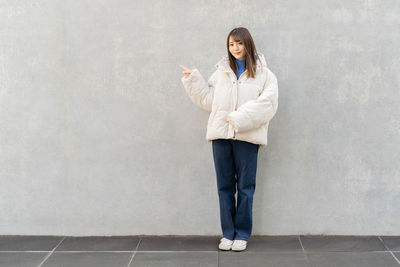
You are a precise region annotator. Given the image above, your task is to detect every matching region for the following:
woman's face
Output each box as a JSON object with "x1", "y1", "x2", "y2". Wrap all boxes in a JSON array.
[{"x1": 229, "y1": 36, "x2": 246, "y2": 60}]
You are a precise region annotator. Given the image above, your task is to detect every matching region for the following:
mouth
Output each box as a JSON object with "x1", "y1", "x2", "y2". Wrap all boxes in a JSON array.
[{"x1": 235, "y1": 52, "x2": 241, "y2": 55}]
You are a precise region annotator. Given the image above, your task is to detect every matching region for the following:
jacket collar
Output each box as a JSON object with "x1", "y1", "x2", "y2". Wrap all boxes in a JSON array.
[{"x1": 215, "y1": 52, "x2": 267, "y2": 72}]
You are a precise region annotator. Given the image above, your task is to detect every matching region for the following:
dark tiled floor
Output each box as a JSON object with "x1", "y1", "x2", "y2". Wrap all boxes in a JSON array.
[{"x1": 0, "y1": 235, "x2": 399, "y2": 267}]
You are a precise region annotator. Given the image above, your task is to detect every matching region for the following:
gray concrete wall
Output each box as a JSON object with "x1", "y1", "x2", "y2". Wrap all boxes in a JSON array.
[{"x1": 0, "y1": 0, "x2": 399, "y2": 236}]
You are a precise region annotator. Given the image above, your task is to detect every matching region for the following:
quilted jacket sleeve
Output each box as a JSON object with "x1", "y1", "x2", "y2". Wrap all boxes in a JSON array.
[
  {"x1": 227, "y1": 67, "x2": 279, "y2": 133},
  {"x1": 181, "y1": 68, "x2": 217, "y2": 112}
]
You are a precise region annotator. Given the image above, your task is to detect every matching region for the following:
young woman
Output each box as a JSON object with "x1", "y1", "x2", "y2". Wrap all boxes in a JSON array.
[{"x1": 179, "y1": 27, "x2": 279, "y2": 251}]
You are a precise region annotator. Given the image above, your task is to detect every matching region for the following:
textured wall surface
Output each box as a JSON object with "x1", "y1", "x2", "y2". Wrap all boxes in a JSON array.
[{"x1": 0, "y1": 0, "x2": 399, "y2": 235}]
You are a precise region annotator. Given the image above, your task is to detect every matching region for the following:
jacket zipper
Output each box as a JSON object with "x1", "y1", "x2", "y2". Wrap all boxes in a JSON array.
[
  {"x1": 232, "y1": 69, "x2": 247, "y2": 139},
  {"x1": 233, "y1": 69, "x2": 247, "y2": 111},
  {"x1": 219, "y1": 65, "x2": 247, "y2": 139}
]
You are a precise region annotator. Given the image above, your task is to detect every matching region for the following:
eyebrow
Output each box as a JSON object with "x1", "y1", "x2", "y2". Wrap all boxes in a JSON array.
[{"x1": 229, "y1": 40, "x2": 242, "y2": 44}]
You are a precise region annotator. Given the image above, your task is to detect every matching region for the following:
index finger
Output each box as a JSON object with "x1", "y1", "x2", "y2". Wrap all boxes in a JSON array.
[{"x1": 179, "y1": 65, "x2": 190, "y2": 71}]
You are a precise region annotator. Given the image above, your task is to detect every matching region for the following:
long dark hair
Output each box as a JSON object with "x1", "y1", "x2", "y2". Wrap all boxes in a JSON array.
[{"x1": 226, "y1": 27, "x2": 260, "y2": 79}]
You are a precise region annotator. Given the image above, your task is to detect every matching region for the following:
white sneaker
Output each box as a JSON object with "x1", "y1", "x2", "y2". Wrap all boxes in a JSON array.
[
  {"x1": 218, "y1": 237, "x2": 234, "y2": 250},
  {"x1": 232, "y1": 239, "x2": 247, "y2": 251}
]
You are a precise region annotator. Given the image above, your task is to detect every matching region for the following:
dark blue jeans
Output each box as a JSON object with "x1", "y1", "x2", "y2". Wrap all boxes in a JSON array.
[{"x1": 212, "y1": 139, "x2": 260, "y2": 241}]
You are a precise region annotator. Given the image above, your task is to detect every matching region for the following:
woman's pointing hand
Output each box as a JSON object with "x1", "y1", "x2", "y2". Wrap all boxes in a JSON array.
[{"x1": 179, "y1": 65, "x2": 192, "y2": 78}]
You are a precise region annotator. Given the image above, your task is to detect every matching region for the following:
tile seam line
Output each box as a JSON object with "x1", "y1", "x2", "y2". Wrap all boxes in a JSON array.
[
  {"x1": 37, "y1": 236, "x2": 66, "y2": 267},
  {"x1": 127, "y1": 237, "x2": 142, "y2": 267},
  {"x1": 298, "y1": 235, "x2": 305, "y2": 251},
  {"x1": 133, "y1": 250, "x2": 304, "y2": 253},
  {"x1": 2, "y1": 250, "x2": 397, "y2": 253},
  {"x1": 132, "y1": 250, "x2": 219, "y2": 253},
  {"x1": 0, "y1": 251, "x2": 133, "y2": 253},
  {"x1": 377, "y1": 236, "x2": 400, "y2": 265},
  {"x1": 305, "y1": 251, "x2": 395, "y2": 253},
  {"x1": 298, "y1": 235, "x2": 312, "y2": 266},
  {"x1": 0, "y1": 250, "x2": 218, "y2": 253}
]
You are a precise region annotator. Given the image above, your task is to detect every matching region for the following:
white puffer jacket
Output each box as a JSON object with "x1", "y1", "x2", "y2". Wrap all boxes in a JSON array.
[{"x1": 181, "y1": 53, "x2": 278, "y2": 147}]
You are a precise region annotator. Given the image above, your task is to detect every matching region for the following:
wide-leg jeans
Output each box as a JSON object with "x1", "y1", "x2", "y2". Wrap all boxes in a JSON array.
[{"x1": 212, "y1": 138, "x2": 259, "y2": 241}]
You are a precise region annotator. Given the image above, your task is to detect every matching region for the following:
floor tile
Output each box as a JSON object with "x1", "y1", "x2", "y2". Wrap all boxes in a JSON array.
[
  {"x1": 0, "y1": 252, "x2": 48, "y2": 267},
  {"x1": 380, "y1": 236, "x2": 400, "y2": 251},
  {"x1": 137, "y1": 236, "x2": 219, "y2": 251},
  {"x1": 306, "y1": 251, "x2": 399, "y2": 267},
  {"x1": 55, "y1": 236, "x2": 140, "y2": 251},
  {"x1": 300, "y1": 236, "x2": 386, "y2": 252},
  {"x1": 246, "y1": 235, "x2": 303, "y2": 251},
  {"x1": 41, "y1": 252, "x2": 132, "y2": 267},
  {"x1": 219, "y1": 251, "x2": 309, "y2": 267},
  {"x1": 0, "y1": 236, "x2": 64, "y2": 251},
  {"x1": 131, "y1": 251, "x2": 218, "y2": 267},
  {"x1": 392, "y1": 252, "x2": 400, "y2": 263}
]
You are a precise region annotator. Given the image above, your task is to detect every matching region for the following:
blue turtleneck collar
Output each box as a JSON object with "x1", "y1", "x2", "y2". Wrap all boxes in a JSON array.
[{"x1": 235, "y1": 57, "x2": 246, "y2": 79}]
